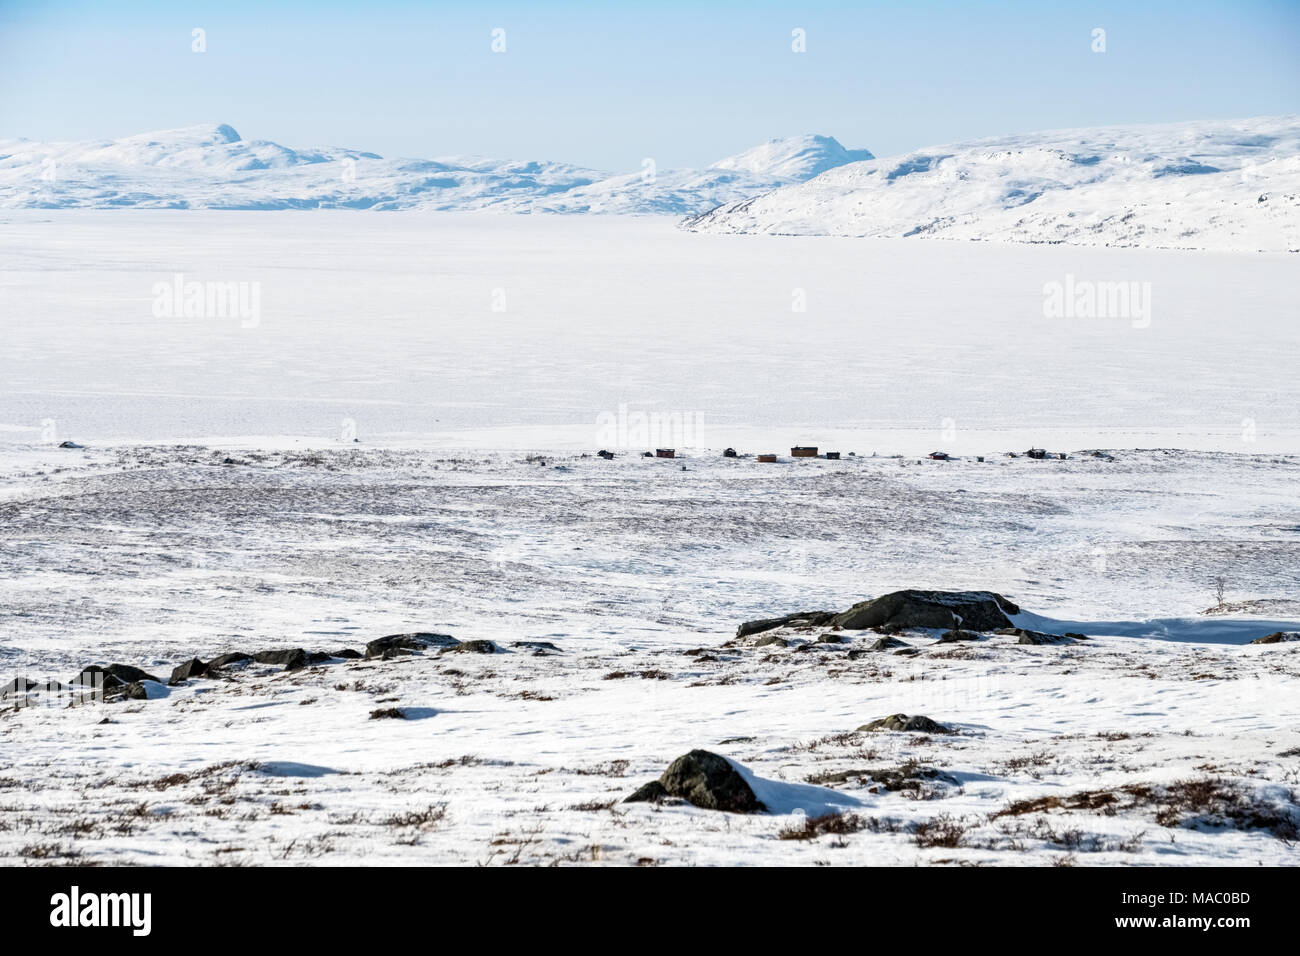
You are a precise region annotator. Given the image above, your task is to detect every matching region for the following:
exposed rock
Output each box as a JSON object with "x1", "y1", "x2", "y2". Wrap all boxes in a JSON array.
[
  {"x1": 512, "y1": 641, "x2": 563, "y2": 654},
  {"x1": 252, "y1": 648, "x2": 330, "y2": 670},
  {"x1": 868, "y1": 636, "x2": 908, "y2": 652},
  {"x1": 938, "y1": 629, "x2": 982, "y2": 643},
  {"x1": 735, "y1": 610, "x2": 834, "y2": 639},
  {"x1": 369, "y1": 707, "x2": 406, "y2": 719},
  {"x1": 333, "y1": 648, "x2": 363, "y2": 659},
  {"x1": 441, "y1": 639, "x2": 499, "y2": 654},
  {"x1": 624, "y1": 750, "x2": 764, "y2": 813},
  {"x1": 125, "y1": 680, "x2": 169, "y2": 701},
  {"x1": 754, "y1": 635, "x2": 789, "y2": 648},
  {"x1": 624, "y1": 780, "x2": 670, "y2": 803},
  {"x1": 995, "y1": 627, "x2": 1076, "y2": 645},
  {"x1": 857, "y1": 713, "x2": 953, "y2": 734},
  {"x1": 816, "y1": 633, "x2": 849, "y2": 644},
  {"x1": 168, "y1": 658, "x2": 209, "y2": 684},
  {"x1": 814, "y1": 764, "x2": 960, "y2": 791},
  {"x1": 70, "y1": 669, "x2": 125, "y2": 691},
  {"x1": 208, "y1": 652, "x2": 253, "y2": 668},
  {"x1": 2, "y1": 677, "x2": 36, "y2": 695},
  {"x1": 364, "y1": 632, "x2": 460, "y2": 660},
  {"x1": 831, "y1": 590, "x2": 1017, "y2": 632},
  {"x1": 1251, "y1": 631, "x2": 1300, "y2": 645},
  {"x1": 75, "y1": 664, "x2": 162, "y2": 686}
]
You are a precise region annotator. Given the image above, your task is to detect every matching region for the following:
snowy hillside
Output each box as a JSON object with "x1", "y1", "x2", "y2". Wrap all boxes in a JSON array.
[
  {"x1": 0, "y1": 125, "x2": 870, "y2": 214},
  {"x1": 685, "y1": 117, "x2": 1300, "y2": 252}
]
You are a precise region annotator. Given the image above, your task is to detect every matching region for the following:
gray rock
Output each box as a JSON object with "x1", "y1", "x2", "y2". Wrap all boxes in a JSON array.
[
  {"x1": 995, "y1": 627, "x2": 1076, "y2": 645},
  {"x1": 168, "y1": 658, "x2": 209, "y2": 684},
  {"x1": 364, "y1": 632, "x2": 460, "y2": 660},
  {"x1": 735, "y1": 610, "x2": 834, "y2": 639},
  {"x1": 868, "y1": 636, "x2": 909, "y2": 652},
  {"x1": 75, "y1": 664, "x2": 162, "y2": 686},
  {"x1": 938, "y1": 629, "x2": 982, "y2": 643},
  {"x1": 442, "y1": 639, "x2": 499, "y2": 655},
  {"x1": 208, "y1": 652, "x2": 252, "y2": 668},
  {"x1": 857, "y1": 713, "x2": 953, "y2": 734},
  {"x1": 754, "y1": 635, "x2": 789, "y2": 648},
  {"x1": 624, "y1": 749, "x2": 764, "y2": 813},
  {"x1": 1251, "y1": 631, "x2": 1300, "y2": 645},
  {"x1": 332, "y1": 648, "x2": 363, "y2": 659},
  {"x1": 830, "y1": 590, "x2": 1018, "y2": 632},
  {"x1": 512, "y1": 641, "x2": 563, "y2": 654}
]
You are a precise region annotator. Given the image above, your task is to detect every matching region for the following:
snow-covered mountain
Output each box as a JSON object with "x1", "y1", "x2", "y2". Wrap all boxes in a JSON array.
[
  {"x1": 0, "y1": 125, "x2": 871, "y2": 214},
  {"x1": 685, "y1": 117, "x2": 1300, "y2": 252}
]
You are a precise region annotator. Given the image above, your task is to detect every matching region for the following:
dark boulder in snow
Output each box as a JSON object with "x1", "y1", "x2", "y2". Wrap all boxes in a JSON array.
[
  {"x1": 208, "y1": 652, "x2": 253, "y2": 668},
  {"x1": 625, "y1": 749, "x2": 765, "y2": 813},
  {"x1": 364, "y1": 632, "x2": 460, "y2": 660},
  {"x1": 867, "y1": 636, "x2": 909, "y2": 652},
  {"x1": 736, "y1": 610, "x2": 834, "y2": 638},
  {"x1": 995, "y1": 627, "x2": 1077, "y2": 645},
  {"x1": 1251, "y1": 631, "x2": 1300, "y2": 645},
  {"x1": 75, "y1": 663, "x2": 162, "y2": 686},
  {"x1": 938, "y1": 629, "x2": 983, "y2": 643},
  {"x1": 125, "y1": 680, "x2": 169, "y2": 700},
  {"x1": 253, "y1": 649, "x2": 330, "y2": 670},
  {"x1": 754, "y1": 634, "x2": 789, "y2": 648},
  {"x1": 332, "y1": 648, "x2": 363, "y2": 659},
  {"x1": 168, "y1": 657, "x2": 209, "y2": 684},
  {"x1": 857, "y1": 714, "x2": 953, "y2": 734},
  {"x1": 830, "y1": 590, "x2": 1018, "y2": 632},
  {"x1": 441, "y1": 639, "x2": 500, "y2": 655},
  {"x1": 512, "y1": 641, "x2": 563, "y2": 654}
]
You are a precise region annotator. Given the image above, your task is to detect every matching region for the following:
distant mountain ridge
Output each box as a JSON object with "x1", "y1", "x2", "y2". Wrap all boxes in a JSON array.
[
  {"x1": 684, "y1": 116, "x2": 1300, "y2": 252},
  {"x1": 0, "y1": 125, "x2": 873, "y2": 213}
]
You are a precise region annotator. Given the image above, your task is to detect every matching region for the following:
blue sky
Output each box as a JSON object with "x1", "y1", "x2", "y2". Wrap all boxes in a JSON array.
[{"x1": 1, "y1": 0, "x2": 1297, "y2": 170}]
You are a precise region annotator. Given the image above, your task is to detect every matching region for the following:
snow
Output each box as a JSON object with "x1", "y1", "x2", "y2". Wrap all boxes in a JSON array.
[
  {"x1": 0, "y1": 125, "x2": 870, "y2": 214},
  {"x1": 0, "y1": 213, "x2": 1296, "y2": 866},
  {"x1": 686, "y1": 116, "x2": 1300, "y2": 252}
]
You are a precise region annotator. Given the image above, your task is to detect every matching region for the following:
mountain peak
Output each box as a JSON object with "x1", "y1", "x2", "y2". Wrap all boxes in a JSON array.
[{"x1": 710, "y1": 134, "x2": 874, "y2": 181}]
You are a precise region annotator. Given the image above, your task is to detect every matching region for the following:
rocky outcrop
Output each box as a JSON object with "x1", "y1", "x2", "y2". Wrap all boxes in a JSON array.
[
  {"x1": 364, "y1": 633, "x2": 460, "y2": 660},
  {"x1": 625, "y1": 750, "x2": 765, "y2": 812},
  {"x1": 1251, "y1": 631, "x2": 1300, "y2": 645},
  {"x1": 736, "y1": 610, "x2": 834, "y2": 639},
  {"x1": 857, "y1": 714, "x2": 953, "y2": 734},
  {"x1": 831, "y1": 590, "x2": 1018, "y2": 632}
]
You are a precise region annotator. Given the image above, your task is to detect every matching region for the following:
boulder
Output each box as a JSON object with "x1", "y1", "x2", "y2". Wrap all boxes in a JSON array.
[
  {"x1": 754, "y1": 635, "x2": 789, "y2": 648},
  {"x1": 252, "y1": 649, "x2": 331, "y2": 670},
  {"x1": 208, "y1": 652, "x2": 253, "y2": 669},
  {"x1": 364, "y1": 632, "x2": 460, "y2": 660},
  {"x1": 735, "y1": 610, "x2": 834, "y2": 639},
  {"x1": 332, "y1": 648, "x2": 363, "y2": 660},
  {"x1": 168, "y1": 658, "x2": 209, "y2": 684},
  {"x1": 1251, "y1": 631, "x2": 1300, "y2": 645},
  {"x1": 868, "y1": 636, "x2": 908, "y2": 652},
  {"x1": 441, "y1": 640, "x2": 499, "y2": 655},
  {"x1": 830, "y1": 590, "x2": 1017, "y2": 632},
  {"x1": 816, "y1": 633, "x2": 849, "y2": 644},
  {"x1": 857, "y1": 714, "x2": 953, "y2": 734},
  {"x1": 938, "y1": 629, "x2": 982, "y2": 643},
  {"x1": 624, "y1": 750, "x2": 764, "y2": 813},
  {"x1": 74, "y1": 664, "x2": 162, "y2": 686},
  {"x1": 125, "y1": 680, "x2": 169, "y2": 701},
  {"x1": 2, "y1": 677, "x2": 36, "y2": 695},
  {"x1": 512, "y1": 641, "x2": 563, "y2": 654}
]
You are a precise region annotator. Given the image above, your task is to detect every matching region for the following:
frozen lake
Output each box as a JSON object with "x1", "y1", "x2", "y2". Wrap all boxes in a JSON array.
[{"x1": 2, "y1": 211, "x2": 1296, "y2": 454}]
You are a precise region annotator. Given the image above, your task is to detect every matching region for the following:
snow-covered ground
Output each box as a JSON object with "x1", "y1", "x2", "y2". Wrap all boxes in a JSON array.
[
  {"x1": 3, "y1": 213, "x2": 1298, "y2": 453},
  {"x1": 1, "y1": 214, "x2": 1296, "y2": 866},
  {"x1": 1, "y1": 444, "x2": 1297, "y2": 865}
]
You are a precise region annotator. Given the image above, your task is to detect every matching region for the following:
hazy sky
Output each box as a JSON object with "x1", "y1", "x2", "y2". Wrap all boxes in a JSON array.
[{"x1": 2, "y1": 0, "x2": 1297, "y2": 170}]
